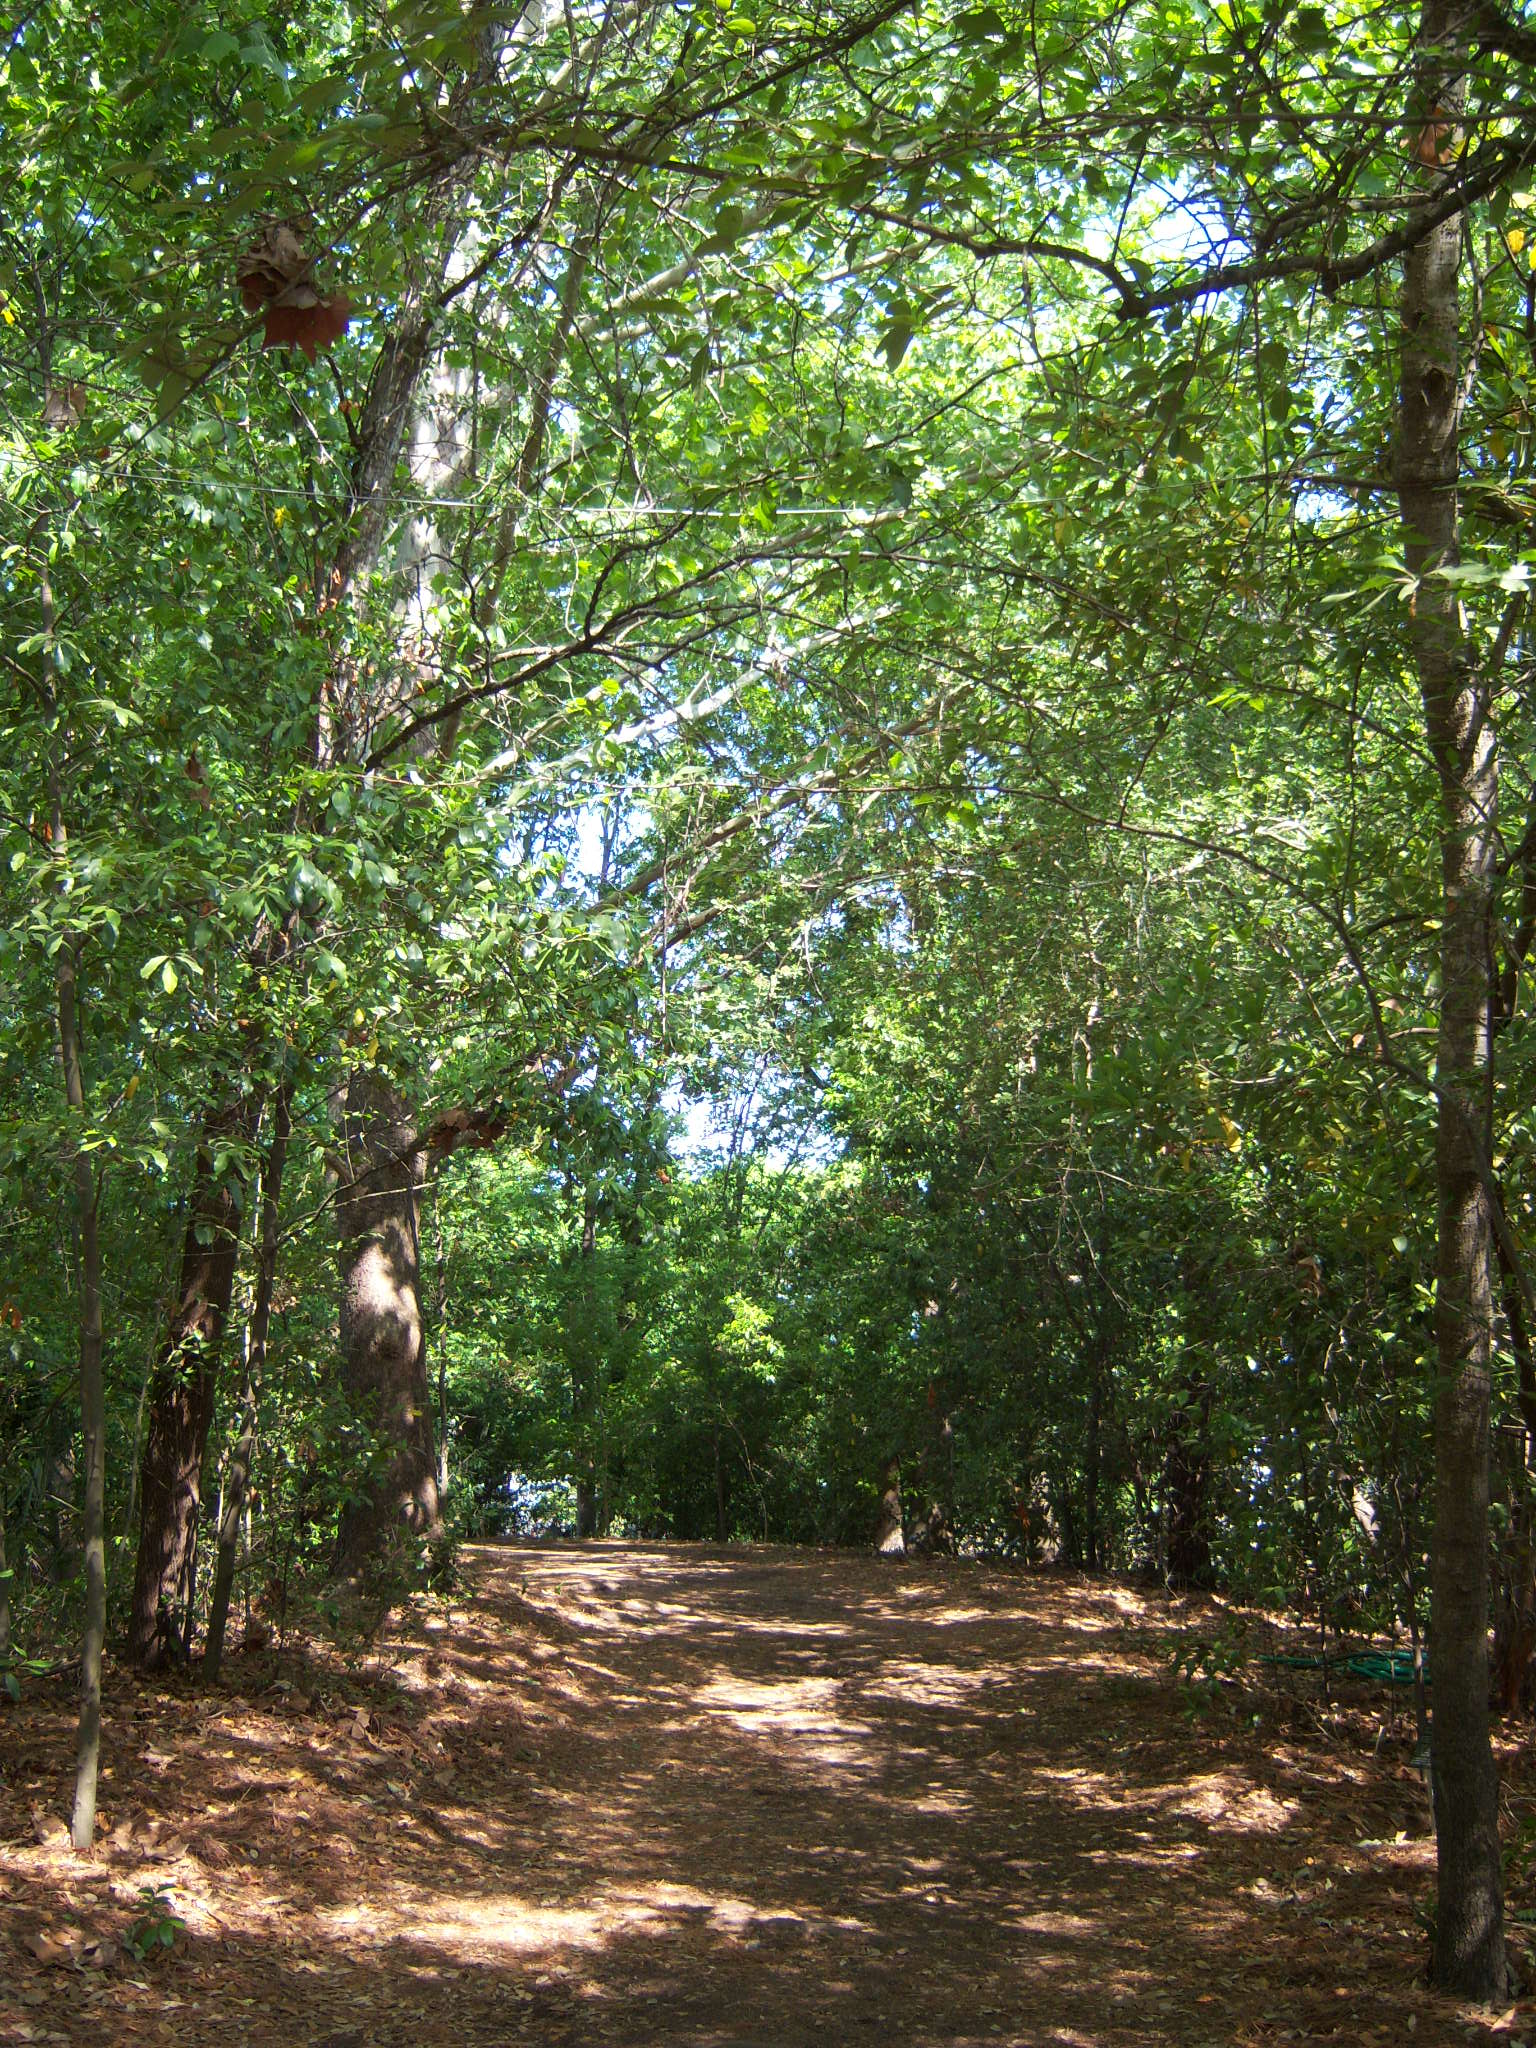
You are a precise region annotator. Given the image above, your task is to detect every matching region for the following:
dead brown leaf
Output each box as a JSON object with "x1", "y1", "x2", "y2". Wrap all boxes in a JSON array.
[
  {"x1": 28, "y1": 1804, "x2": 68, "y2": 1847},
  {"x1": 25, "y1": 1927, "x2": 77, "y2": 1966}
]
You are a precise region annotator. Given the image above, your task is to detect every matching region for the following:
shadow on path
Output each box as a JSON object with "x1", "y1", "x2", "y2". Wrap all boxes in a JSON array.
[{"x1": 0, "y1": 1541, "x2": 1510, "y2": 2046}]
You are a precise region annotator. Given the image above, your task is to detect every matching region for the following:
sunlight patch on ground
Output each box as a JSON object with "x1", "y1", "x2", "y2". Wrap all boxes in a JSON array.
[
  {"x1": 313, "y1": 1881, "x2": 838, "y2": 1963},
  {"x1": 1048, "y1": 1610, "x2": 1147, "y2": 1637},
  {"x1": 890, "y1": 1605, "x2": 1026, "y2": 1627},
  {"x1": 861, "y1": 1659, "x2": 999, "y2": 1707},
  {"x1": 695, "y1": 1674, "x2": 875, "y2": 1770},
  {"x1": 1170, "y1": 1774, "x2": 1298, "y2": 1831},
  {"x1": 1103, "y1": 1589, "x2": 1152, "y2": 1618},
  {"x1": 1009, "y1": 1910, "x2": 1098, "y2": 1937},
  {"x1": 904, "y1": 1791, "x2": 976, "y2": 1816},
  {"x1": 1023, "y1": 1650, "x2": 1149, "y2": 1677},
  {"x1": 323, "y1": 1896, "x2": 616, "y2": 1954},
  {"x1": 527, "y1": 1592, "x2": 856, "y2": 1643},
  {"x1": 1027, "y1": 1764, "x2": 1123, "y2": 1800}
]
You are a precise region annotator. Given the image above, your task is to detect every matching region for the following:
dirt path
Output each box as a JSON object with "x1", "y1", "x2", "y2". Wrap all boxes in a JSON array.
[{"x1": 2, "y1": 1543, "x2": 1528, "y2": 2045}]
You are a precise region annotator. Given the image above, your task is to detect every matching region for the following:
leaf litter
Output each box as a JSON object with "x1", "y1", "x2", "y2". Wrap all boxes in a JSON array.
[{"x1": 2, "y1": 1542, "x2": 1534, "y2": 2045}]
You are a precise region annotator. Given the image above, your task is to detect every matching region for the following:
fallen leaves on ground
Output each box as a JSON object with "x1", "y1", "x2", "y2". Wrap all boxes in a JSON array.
[{"x1": 2, "y1": 1545, "x2": 1534, "y2": 2046}]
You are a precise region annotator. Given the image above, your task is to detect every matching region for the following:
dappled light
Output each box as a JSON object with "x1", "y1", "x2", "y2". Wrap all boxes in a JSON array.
[
  {"x1": 13, "y1": 0, "x2": 1536, "y2": 2017},
  {"x1": 4, "y1": 1542, "x2": 1525, "y2": 2044},
  {"x1": 11, "y1": 0, "x2": 1536, "y2": 2017}
]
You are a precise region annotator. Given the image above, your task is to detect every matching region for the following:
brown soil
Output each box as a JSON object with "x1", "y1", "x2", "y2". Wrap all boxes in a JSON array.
[{"x1": 2, "y1": 1542, "x2": 1533, "y2": 2045}]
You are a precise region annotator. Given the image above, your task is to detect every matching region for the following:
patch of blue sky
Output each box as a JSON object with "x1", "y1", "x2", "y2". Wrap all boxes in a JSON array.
[{"x1": 661, "y1": 1076, "x2": 842, "y2": 1172}]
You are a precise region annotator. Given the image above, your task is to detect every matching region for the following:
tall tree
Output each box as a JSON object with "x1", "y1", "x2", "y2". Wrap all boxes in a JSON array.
[{"x1": 1397, "y1": 0, "x2": 1506, "y2": 1996}]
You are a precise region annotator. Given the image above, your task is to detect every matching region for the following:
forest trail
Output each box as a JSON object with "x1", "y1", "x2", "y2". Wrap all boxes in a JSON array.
[{"x1": 1, "y1": 1544, "x2": 1521, "y2": 2046}]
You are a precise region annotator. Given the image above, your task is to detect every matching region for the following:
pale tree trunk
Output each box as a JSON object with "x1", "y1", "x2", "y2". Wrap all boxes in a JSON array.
[
  {"x1": 333, "y1": 1073, "x2": 439, "y2": 1571},
  {"x1": 1397, "y1": 0, "x2": 1507, "y2": 1997},
  {"x1": 319, "y1": 229, "x2": 456, "y2": 1567},
  {"x1": 124, "y1": 269, "x2": 437, "y2": 1650},
  {"x1": 125, "y1": 100, "x2": 486, "y2": 1648},
  {"x1": 874, "y1": 1453, "x2": 905, "y2": 1556},
  {"x1": 206, "y1": 1086, "x2": 291, "y2": 1680},
  {"x1": 122, "y1": 238, "x2": 433, "y2": 1646},
  {"x1": 324, "y1": 114, "x2": 588, "y2": 1560}
]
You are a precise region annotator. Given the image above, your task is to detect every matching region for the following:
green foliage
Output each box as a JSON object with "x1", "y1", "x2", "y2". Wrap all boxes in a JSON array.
[
  {"x1": 124, "y1": 1887, "x2": 184, "y2": 1963},
  {"x1": 3, "y1": 0, "x2": 1535, "y2": 1761}
]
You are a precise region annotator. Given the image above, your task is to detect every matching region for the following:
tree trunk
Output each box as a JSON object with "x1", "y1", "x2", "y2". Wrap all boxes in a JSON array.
[
  {"x1": 63, "y1": 977, "x2": 104, "y2": 1853},
  {"x1": 714, "y1": 1427, "x2": 728, "y2": 1542},
  {"x1": 432, "y1": 1191, "x2": 450, "y2": 1498},
  {"x1": 924, "y1": 1382, "x2": 956, "y2": 1537},
  {"x1": 206, "y1": 1087, "x2": 291, "y2": 1681},
  {"x1": 874, "y1": 1453, "x2": 905, "y2": 1556},
  {"x1": 1163, "y1": 1398, "x2": 1212, "y2": 1589},
  {"x1": 575, "y1": 1476, "x2": 598, "y2": 1540},
  {"x1": 333, "y1": 1072, "x2": 439, "y2": 1572},
  {"x1": 126, "y1": 259, "x2": 447, "y2": 1629},
  {"x1": 572, "y1": 1183, "x2": 600, "y2": 1539},
  {"x1": 121, "y1": 1334, "x2": 157, "y2": 1543},
  {"x1": 40, "y1": 537, "x2": 107, "y2": 1849},
  {"x1": 1492, "y1": 1253, "x2": 1536, "y2": 1710},
  {"x1": 124, "y1": 96, "x2": 491, "y2": 1623},
  {"x1": 0, "y1": 1481, "x2": 10, "y2": 1677},
  {"x1": 1084, "y1": 1366, "x2": 1103, "y2": 1572},
  {"x1": 127, "y1": 1104, "x2": 255, "y2": 1668},
  {"x1": 1398, "y1": 0, "x2": 1507, "y2": 1996},
  {"x1": 177, "y1": 1506, "x2": 201, "y2": 1663}
]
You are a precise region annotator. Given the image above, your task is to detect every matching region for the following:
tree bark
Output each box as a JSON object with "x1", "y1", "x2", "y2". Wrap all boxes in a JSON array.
[
  {"x1": 125, "y1": 270, "x2": 441, "y2": 1641},
  {"x1": 714, "y1": 1427, "x2": 728, "y2": 1542},
  {"x1": 0, "y1": 1484, "x2": 10, "y2": 1678},
  {"x1": 573, "y1": 1182, "x2": 601, "y2": 1538},
  {"x1": 127, "y1": 1103, "x2": 256, "y2": 1668},
  {"x1": 1084, "y1": 1369, "x2": 1103, "y2": 1573},
  {"x1": 574, "y1": 1476, "x2": 597, "y2": 1540},
  {"x1": 1492, "y1": 1249, "x2": 1536, "y2": 1710},
  {"x1": 61, "y1": 950, "x2": 104, "y2": 1853},
  {"x1": 38, "y1": 533, "x2": 107, "y2": 1848},
  {"x1": 1397, "y1": 0, "x2": 1507, "y2": 1997},
  {"x1": 432, "y1": 1191, "x2": 450, "y2": 1498},
  {"x1": 333, "y1": 1072, "x2": 439, "y2": 1572},
  {"x1": 125, "y1": 70, "x2": 494, "y2": 1629},
  {"x1": 1163, "y1": 1391, "x2": 1212, "y2": 1589},
  {"x1": 874, "y1": 1453, "x2": 906, "y2": 1556},
  {"x1": 206, "y1": 1086, "x2": 291, "y2": 1681}
]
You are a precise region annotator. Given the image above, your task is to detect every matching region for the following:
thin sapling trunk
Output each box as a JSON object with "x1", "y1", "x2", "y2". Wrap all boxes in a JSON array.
[{"x1": 40, "y1": 541, "x2": 107, "y2": 1852}]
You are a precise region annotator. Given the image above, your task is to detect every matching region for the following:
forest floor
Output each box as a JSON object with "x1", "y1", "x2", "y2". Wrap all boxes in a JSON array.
[{"x1": 3, "y1": 1543, "x2": 1535, "y2": 2046}]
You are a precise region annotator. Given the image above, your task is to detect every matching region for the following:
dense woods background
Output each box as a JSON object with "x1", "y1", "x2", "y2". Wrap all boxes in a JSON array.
[{"x1": 5, "y1": 0, "x2": 1536, "y2": 2000}]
